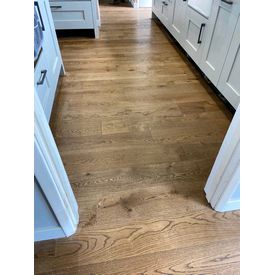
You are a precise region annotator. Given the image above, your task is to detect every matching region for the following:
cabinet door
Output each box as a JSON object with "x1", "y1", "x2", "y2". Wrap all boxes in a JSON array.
[
  {"x1": 200, "y1": 0, "x2": 240, "y2": 85},
  {"x1": 217, "y1": 18, "x2": 240, "y2": 109},
  {"x1": 156, "y1": 0, "x2": 174, "y2": 28},
  {"x1": 182, "y1": 7, "x2": 208, "y2": 64},
  {"x1": 161, "y1": 0, "x2": 171, "y2": 26},
  {"x1": 170, "y1": 0, "x2": 188, "y2": 42},
  {"x1": 152, "y1": 0, "x2": 163, "y2": 18},
  {"x1": 35, "y1": 53, "x2": 52, "y2": 121}
]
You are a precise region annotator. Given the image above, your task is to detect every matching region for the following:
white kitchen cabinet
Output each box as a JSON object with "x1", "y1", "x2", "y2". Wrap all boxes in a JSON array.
[
  {"x1": 152, "y1": 0, "x2": 163, "y2": 18},
  {"x1": 34, "y1": 51, "x2": 53, "y2": 121},
  {"x1": 169, "y1": 0, "x2": 188, "y2": 43},
  {"x1": 34, "y1": 0, "x2": 64, "y2": 121},
  {"x1": 188, "y1": 0, "x2": 213, "y2": 18},
  {"x1": 161, "y1": 0, "x2": 173, "y2": 27},
  {"x1": 182, "y1": 7, "x2": 208, "y2": 64},
  {"x1": 50, "y1": 0, "x2": 100, "y2": 37},
  {"x1": 217, "y1": 17, "x2": 240, "y2": 109},
  {"x1": 39, "y1": 0, "x2": 63, "y2": 88},
  {"x1": 152, "y1": 0, "x2": 174, "y2": 29},
  {"x1": 200, "y1": 0, "x2": 240, "y2": 85},
  {"x1": 50, "y1": 1, "x2": 94, "y2": 29},
  {"x1": 152, "y1": 0, "x2": 240, "y2": 109}
]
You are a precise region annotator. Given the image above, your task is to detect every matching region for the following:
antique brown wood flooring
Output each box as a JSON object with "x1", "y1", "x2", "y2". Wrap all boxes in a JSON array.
[{"x1": 34, "y1": 2, "x2": 239, "y2": 274}]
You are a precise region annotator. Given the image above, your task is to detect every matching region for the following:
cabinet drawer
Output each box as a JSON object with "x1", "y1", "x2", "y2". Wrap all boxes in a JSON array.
[{"x1": 50, "y1": 1, "x2": 94, "y2": 29}]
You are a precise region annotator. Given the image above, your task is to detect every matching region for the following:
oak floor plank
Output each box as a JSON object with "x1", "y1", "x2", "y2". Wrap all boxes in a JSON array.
[
  {"x1": 37, "y1": 241, "x2": 239, "y2": 275},
  {"x1": 35, "y1": 210, "x2": 239, "y2": 274}
]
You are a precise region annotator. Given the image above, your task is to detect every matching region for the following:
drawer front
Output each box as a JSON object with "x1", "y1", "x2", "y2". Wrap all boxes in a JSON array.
[{"x1": 50, "y1": 1, "x2": 94, "y2": 29}]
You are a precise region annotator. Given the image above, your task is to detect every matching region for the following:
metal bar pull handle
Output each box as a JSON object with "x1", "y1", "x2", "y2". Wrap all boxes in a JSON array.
[
  {"x1": 221, "y1": 0, "x2": 233, "y2": 4},
  {"x1": 197, "y1": 23, "x2": 205, "y2": 44},
  {"x1": 37, "y1": 70, "x2": 47, "y2": 85},
  {"x1": 34, "y1": 2, "x2": 45, "y2": 31},
  {"x1": 50, "y1": 5, "x2": 62, "y2": 8}
]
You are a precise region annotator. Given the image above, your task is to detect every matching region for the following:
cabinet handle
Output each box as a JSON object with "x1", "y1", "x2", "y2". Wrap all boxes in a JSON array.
[
  {"x1": 197, "y1": 23, "x2": 205, "y2": 44},
  {"x1": 50, "y1": 5, "x2": 62, "y2": 8},
  {"x1": 162, "y1": 1, "x2": 168, "y2": 5},
  {"x1": 221, "y1": 0, "x2": 233, "y2": 4},
  {"x1": 37, "y1": 70, "x2": 47, "y2": 85},
  {"x1": 34, "y1": 2, "x2": 45, "y2": 31}
]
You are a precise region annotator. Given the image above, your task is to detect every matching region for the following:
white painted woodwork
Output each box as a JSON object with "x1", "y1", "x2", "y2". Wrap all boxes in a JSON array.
[
  {"x1": 50, "y1": 1, "x2": 94, "y2": 29},
  {"x1": 200, "y1": 0, "x2": 240, "y2": 85},
  {"x1": 182, "y1": 7, "x2": 208, "y2": 64},
  {"x1": 205, "y1": 105, "x2": 240, "y2": 212},
  {"x1": 34, "y1": 91, "x2": 79, "y2": 241},
  {"x1": 49, "y1": 0, "x2": 100, "y2": 37},
  {"x1": 169, "y1": 0, "x2": 188, "y2": 43},
  {"x1": 161, "y1": 2, "x2": 169, "y2": 25},
  {"x1": 50, "y1": 1, "x2": 94, "y2": 30},
  {"x1": 163, "y1": 0, "x2": 175, "y2": 27},
  {"x1": 34, "y1": 0, "x2": 64, "y2": 121},
  {"x1": 152, "y1": 0, "x2": 174, "y2": 28},
  {"x1": 217, "y1": 17, "x2": 240, "y2": 109},
  {"x1": 39, "y1": 0, "x2": 63, "y2": 87},
  {"x1": 188, "y1": 0, "x2": 213, "y2": 18},
  {"x1": 152, "y1": 0, "x2": 163, "y2": 18},
  {"x1": 95, "y1": 0, "x2": 101, "y2": 26},
  {"x1": 34, "y1": 179, "x2": 65, "y2": 241},
  {"x1": 34, "y1": 52, "x2": 51, "y2": 121}
]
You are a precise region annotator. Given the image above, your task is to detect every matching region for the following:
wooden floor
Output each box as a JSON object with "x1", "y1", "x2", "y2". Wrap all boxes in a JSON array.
[{"x1": 35, "y1": 2, "x2": 239, "y2": 274}]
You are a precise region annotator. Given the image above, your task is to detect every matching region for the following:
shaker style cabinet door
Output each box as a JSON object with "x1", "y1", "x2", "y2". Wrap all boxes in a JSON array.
[
  {"x1": 182, "y1": 7, "x2": 208, "y2": 65},
  {"x1": 35, "y1": 52, "x2": 52, "y2": 121},
  {"x1": 152, "y1": 0, "x2": 163, "y2": 19},
  {"x1": 152, "y1": 0, "x2": 174, "y2": 29},
  {"x1": 169, "y1": 0, "x2": 188, "y2": 44},
  {"x1": 217, "y1": 17, "x2": 240, "y2": 109},
  {"x1": 161, "y1": 0, "x2": 174, "y2": 28},
  {"x1": 200, "y1": 0, "x2": 240, "y2": 85}
]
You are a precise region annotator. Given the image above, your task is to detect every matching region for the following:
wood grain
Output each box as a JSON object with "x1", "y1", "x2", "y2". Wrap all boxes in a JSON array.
[{"x1": 35, "y1": 1, "x2": 239, "y2": 274}]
